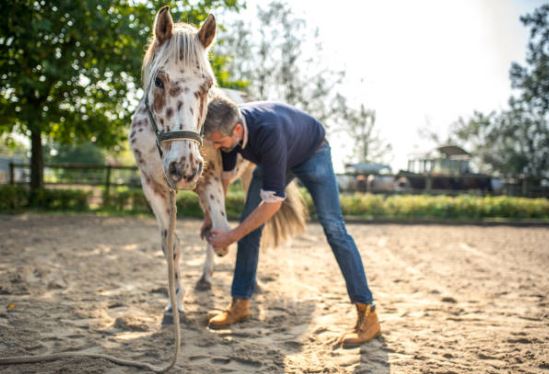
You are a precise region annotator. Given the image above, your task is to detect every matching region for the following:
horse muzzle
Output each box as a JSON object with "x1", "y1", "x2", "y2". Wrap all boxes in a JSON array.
[{"x1": 166, "y1": 159, "x2": 203, "y2": 190}]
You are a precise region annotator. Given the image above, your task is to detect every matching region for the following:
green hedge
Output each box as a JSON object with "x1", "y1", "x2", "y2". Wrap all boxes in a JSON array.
[
  {"x1": 336, "y1": 193, "x2": 549, "y2": 220},
  {"x1": 0, "y1": 185, "x2": 29, "y2": 211},
  {"x1": 0, "y1": 186, "x2": 89, "y2": 211},
  {"x1": 1, "y1": 185, "x2": 548, "y2": 221}
]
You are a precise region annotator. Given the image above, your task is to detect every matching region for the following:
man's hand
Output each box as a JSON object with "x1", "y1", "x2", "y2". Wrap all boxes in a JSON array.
[
  {"x1": 207, "y1": 229, "x2": 236, "y2": 254},
  {"x1": 200, "y1": 217, "x2": 212, "y2": 240}
]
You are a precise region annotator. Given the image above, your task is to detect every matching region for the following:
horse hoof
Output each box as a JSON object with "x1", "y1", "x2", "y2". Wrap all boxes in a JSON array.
[
  {"x1": 161, "y1": 310, "x2": 188, "y2": 326},
  {"x1": 195, "y1": 277, "x2": 212, "y2": 291}
]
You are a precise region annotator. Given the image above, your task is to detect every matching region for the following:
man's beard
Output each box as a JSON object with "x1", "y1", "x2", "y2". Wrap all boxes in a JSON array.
[{"x1": 221, "y1": 142, "x2": 238, "y2": 153}]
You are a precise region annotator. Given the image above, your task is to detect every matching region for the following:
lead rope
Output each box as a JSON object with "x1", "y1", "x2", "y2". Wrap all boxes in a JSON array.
[{"x1": 0, "y1": 190, "x2": 181, "y2": 373}]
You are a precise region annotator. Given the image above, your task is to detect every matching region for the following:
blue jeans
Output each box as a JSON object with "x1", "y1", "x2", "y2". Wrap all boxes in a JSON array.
[{"x1": 231, "y1": 142, "x2": 374, "y2": 305}]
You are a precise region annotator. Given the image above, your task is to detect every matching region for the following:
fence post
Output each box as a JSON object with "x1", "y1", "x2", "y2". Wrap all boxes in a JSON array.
[
  {"x1": 425, "y1": 173, "x2": 432, "y2": 193},
  {"x1": 9, "y1": 162, "x2": 15, "y2": 185},
  {"x1": 521, "y1": 176, "x2": 528, "y2": 197},
  {"x1": 105, "y1": 165, "x2": 112, "y2": 207}
]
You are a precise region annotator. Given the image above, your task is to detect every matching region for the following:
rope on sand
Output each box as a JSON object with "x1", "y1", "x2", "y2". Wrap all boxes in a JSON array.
[{"x1": 0, "y1": 190, "x2": 181, "y2": 373}]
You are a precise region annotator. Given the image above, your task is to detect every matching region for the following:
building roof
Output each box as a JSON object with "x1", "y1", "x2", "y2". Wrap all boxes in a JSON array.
[{"x1": 437, "y1": 145, "x2": 470, "y2": 158}]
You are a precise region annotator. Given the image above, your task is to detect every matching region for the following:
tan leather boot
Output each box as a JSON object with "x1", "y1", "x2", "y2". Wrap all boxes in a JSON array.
[
  {"x1": 338, "y1": 304, "x2": 381, "y2": 347},
  {"x1": 208, "y1": 298, "x2": 251, "y2": 329}
]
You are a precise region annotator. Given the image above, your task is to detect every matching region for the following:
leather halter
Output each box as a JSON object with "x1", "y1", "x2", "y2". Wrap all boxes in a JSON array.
[
  {"x1": 143, "y1": 83, "x2": 206, "y2": 191},
  {"x1": 144, "y1": 84, "x2": 204, "y2": 158}
]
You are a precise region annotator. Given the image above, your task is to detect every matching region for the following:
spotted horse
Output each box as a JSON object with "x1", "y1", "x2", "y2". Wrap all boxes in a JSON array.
[{"x1": 130, "y1": 7, "x2": 307, "y2": 324}]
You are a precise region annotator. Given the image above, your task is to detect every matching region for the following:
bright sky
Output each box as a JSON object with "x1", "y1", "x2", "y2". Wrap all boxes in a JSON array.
[{"x1": 234, "y1": 0, "x2": 545, "y2": 172}]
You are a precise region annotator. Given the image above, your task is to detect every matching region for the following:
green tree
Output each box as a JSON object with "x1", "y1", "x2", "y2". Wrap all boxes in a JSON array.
[
  {"x1": 0, "y1": 134, "x2": 27, "y2": 159},
  {"x1": 510, "y1": 4, "x2": 549, "y2": 116},
  {"x1": 333, "y1": 94, "x2": 392, "y2": 164},
  {"x1": 217, "y1": 0, "x2": 344, "y2": 125},
  {"x1": 45, "y1": 142, "x2": 105, "y2": 165},
  {"x1": 451, "y1": 4, "x2": 549, "y2": 179},
  {"x1": 0, "y1": 0, "x2": 242, "y2": 192}
]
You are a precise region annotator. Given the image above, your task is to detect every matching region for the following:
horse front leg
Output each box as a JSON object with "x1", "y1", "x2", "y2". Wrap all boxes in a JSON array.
[
  {"x1": 195, "y1": 169, "x2": 231, "y2": 291},
  {"x1": 141, "y1": 177, "x2": 185, "y2": 324}
]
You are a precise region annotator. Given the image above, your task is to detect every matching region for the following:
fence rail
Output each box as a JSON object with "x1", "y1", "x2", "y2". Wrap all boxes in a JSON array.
[{"x1": 3, "y1": 162, "x2": 549, "y2": 198}]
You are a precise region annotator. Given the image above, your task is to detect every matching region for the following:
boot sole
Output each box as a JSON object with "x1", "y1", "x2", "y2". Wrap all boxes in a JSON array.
[
  {"x1": 341, "y1": 330, "x2": 382, "y2": 349},
  {"x1": 208, "y1": 315, "x2": 251, "y2": 330}
]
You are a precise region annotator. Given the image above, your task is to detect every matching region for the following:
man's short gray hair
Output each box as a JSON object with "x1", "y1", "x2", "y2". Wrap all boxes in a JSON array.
[{"x1": 204, "y1": 94, "x2": 241, "y2": 136}]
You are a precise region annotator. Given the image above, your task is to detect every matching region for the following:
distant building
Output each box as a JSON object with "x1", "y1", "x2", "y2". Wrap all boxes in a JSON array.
[{"x1": 406, "y1": 145, "x2": 471, "y2": 176}]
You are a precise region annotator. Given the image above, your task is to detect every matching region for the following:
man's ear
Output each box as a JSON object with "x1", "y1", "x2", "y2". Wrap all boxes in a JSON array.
[{"x1": 233, "y1": 122, "x2": 243, "y2": 137}]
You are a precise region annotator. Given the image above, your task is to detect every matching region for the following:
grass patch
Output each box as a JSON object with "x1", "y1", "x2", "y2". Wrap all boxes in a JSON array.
[{"x1": 1, "y1": 185, "x2": 548, "y2": 222}]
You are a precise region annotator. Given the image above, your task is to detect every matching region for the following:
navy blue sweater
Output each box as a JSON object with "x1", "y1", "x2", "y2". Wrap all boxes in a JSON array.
[{"x1": 222, "y1": 102, "x2": 326, "y2": 199}]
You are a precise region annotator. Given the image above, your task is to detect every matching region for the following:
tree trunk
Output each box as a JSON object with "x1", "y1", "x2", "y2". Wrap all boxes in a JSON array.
[{"x1": 30, "y1": 125, "x2": 44, "y2": 191}]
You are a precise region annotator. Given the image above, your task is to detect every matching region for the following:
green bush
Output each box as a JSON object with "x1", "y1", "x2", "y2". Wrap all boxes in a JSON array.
[
  {"x1": 334, "y1": 193, "x2": 549, "y2": 220},
  {"x1": 0, "y1": 185, "x2": 29, "y2": 210},
  {"x1": 103, "y1": 187, "x2": 150, "y2": 213},
  {"x1": 175, "y1": 190, "x2": 245, "y2": 219},
  {"x1": 30, "y1": 188, "x2": 90, "y2": 211},
  {"x1": 1, "y1": 185, "x2": 548, "y2": 221}
]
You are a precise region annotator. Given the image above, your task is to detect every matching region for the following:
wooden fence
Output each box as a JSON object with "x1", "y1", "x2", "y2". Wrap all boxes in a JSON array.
[
  {"x1": 5, "y1": 162, "x2": 549, "y2": 198},
  {"x1": 7, "y1": 162, "x2": 140, "y2": 202}
]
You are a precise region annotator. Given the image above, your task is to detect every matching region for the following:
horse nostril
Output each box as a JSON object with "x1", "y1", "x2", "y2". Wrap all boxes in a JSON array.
[{"x1": 168, "y1": 162, "x2": 182, "y2": 181}]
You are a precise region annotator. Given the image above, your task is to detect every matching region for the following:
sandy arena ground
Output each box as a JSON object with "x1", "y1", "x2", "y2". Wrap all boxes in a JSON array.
[{"x1": 0, "y1": 214, "x2": 547, "y2": 373}]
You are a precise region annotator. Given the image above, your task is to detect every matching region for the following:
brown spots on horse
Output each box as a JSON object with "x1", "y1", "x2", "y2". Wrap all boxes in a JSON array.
[
  {"x1": 220, "y1": 211, "x2": 225, "y2": 217},
  {"x1": 190, "y1": 153, "x2": 194, "y2": 164},
  {"x1": 184, "y1": 87, "x2": 190, "y2": 93},
  {"x1": 177, "y1": 101, "x2": 183, "y2": 112},
  {"x1": 169, "y1": 85, "x2": 182, "y2": 97},
  {"x1": 209, "y1": 194, "x2": 214, "y2": 200},
  {"x1": 197, "y1": 94, "x2": 206, "y2": 129},
  {"x1": 130, "y1": 130, "x2": 136, "y2": 138},
  {"x1": 189, "y1": 107, "x2": 194, "y2": 115},
  {"x1": 138, "y1": 128, "x2": 143, "y2": 132},
  {"x1": 150, "y1": 180, "x2": 168, "y2": 199},
  {"x1": 166, "y1": 107, "x2": 174, "y2": 119},
  {"x1": 153, "y1": 90, "x2": 166, "y2": 112},
  {"x1": 160, "y1": 118, "x2": 164, "y2": 125},
  {"x1": 134, "y1": 149, "x2": 144, "y2": 164}
]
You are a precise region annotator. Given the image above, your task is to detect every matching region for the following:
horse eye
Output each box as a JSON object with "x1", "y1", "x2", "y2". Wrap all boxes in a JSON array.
[{"x1": 154, "y1": 77, "x2": 164, "y2": 89}]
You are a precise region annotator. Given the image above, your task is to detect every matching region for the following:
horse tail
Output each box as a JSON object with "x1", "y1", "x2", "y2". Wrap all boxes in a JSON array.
[
  {"x1": 261, "y1": 181, "x2": 308, "y2": 249},
  {"x1": 236, "y1": 161, "x2": 308, "y2": 248}
]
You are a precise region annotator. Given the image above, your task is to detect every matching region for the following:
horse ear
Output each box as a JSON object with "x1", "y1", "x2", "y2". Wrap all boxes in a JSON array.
[
  {"x1": 198, "y1": 14, "x2": 216, "y2": 49},
  {"x1": 154, "y1": 6, "x2": 174, "y2": 46}
]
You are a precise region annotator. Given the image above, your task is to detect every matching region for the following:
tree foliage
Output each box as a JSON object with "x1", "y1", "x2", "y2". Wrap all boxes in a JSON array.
[
  {"x1": 0, "y1": 0, "x2": 243, "y2": 190},
  {"x1": 216, "y1": 0, "x2": 391, "y2": 163},
  {"x1": 216, "y1": 0, "x2": 344, "y2": 124},
  {"x1": 333, "y1": 94, "x2": 392, "y2": 164},
  {"x1": 451, "y1": 4, "x2": 549, "y2": 179}
]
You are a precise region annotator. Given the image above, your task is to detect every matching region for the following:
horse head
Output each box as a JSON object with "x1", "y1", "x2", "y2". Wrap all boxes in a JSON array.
[{"x1": 141, "y1": 7, "x2": 216, "y2": 189}]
